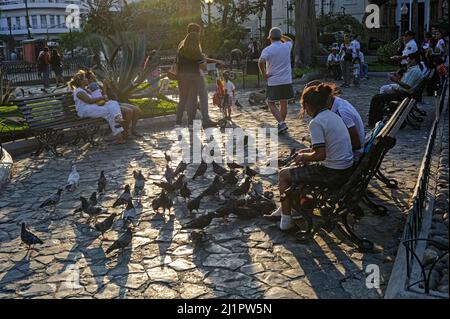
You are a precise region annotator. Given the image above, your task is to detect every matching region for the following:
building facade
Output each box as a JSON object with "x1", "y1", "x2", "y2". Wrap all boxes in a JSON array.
[{"x1": 0, "y1": 0, "x2": 87, "y2": 58}]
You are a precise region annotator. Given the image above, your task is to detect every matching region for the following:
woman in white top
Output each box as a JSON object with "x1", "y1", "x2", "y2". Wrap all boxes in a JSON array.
[{"x1": 68, "y1": 70, "x2": 126, "y2": 144}]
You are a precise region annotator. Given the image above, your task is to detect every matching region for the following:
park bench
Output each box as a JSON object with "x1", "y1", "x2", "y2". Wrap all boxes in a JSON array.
[
  {"x1": 281, "y1": 97, "x2": 416, "y2": 252},
  {"x1": 17, "y1": 92, "x2": 107, "y2": 157}
]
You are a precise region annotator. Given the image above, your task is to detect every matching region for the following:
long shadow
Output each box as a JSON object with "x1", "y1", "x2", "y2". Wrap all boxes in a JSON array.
[{"x1": 0, "y1": 254, "x2": 31, "y2": 294}]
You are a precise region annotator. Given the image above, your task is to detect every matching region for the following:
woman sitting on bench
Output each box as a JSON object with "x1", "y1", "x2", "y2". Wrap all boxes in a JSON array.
[
  {"x1": 68, "y1": 70, "x2": 126, "y2": 144},
  {"x1": 271, "y1": 83, "x2": 355, "y2": 231}
]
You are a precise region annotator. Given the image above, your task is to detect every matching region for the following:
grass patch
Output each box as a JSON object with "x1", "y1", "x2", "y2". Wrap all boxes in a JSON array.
[{"x1": 128, "y1": 98, "x2": 177, "y2": 117}]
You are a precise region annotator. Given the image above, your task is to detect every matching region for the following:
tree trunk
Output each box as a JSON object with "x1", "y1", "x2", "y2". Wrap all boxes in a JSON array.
[
  {"x1": 294, "y1": 0, "x2": 319, "y2": 67},
  {"x1": 264, "y1": 0, "x2": 273, "y2": 41}
]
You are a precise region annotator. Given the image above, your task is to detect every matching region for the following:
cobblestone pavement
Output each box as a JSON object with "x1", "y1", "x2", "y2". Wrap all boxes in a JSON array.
[{"x1": 0, "y1": 78, "x2": 437, "y2": 299}]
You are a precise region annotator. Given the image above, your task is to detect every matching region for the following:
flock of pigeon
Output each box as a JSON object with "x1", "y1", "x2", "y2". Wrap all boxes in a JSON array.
[{"x1": 20, "y1": 151, "x2": 282, "y2": 258}]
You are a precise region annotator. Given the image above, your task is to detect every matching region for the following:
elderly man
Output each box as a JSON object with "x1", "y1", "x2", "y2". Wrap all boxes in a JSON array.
[
  {"x1": 368, "y1": 52, "x2": 423, "y2": 127},
  {"x1": 258, "y1": 27, "x2": 294, "y2": 134}
]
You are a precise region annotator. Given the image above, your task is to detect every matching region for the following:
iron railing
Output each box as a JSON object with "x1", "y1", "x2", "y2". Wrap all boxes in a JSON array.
[
  {"x1": 0, "y1": 56, "x2": 90, "y2": 86},
  {"x1": 402, "y1": 77, "x2": 448, "y2": 294}
]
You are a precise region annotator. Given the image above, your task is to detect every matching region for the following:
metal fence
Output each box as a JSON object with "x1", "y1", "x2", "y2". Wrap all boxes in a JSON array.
[
  {"x1": 401, "y1": 78, "x2": 449, "y2": 295},
  {"x1": 0, "y1": 57, "x2": 90, "y2": 86}
]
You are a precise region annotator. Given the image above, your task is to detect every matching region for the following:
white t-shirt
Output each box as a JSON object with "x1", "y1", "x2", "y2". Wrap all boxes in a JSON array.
[
  {"x1": 327, "y1": 53, "x2": 341, "y2": 63},
  {"x1": 331, "y1": 97, "x2": 365, "y2": 161},
  {"x1": 352, "y1": 51, "x2": 365, "y2": 63},
  {"x1": 350, "y1": 40, "x2": 361, "y2": 54},
  {"x1": 259, "y1": 41, "x2": 293, "y2": 86},
  {"x1": 309, "y1": 109, "x2": 354, "y2": 170},
  {"x1": 224, "y1": 80, "x2": 235, "y2": 94},
  {"x1": 402, "y1": 39, "x2": 418, "y2": 64},
  {"x1": 73, "y1": 87, "x2": 93, "y2": 111},
  {"x1": 436, "y1": 39, "x2": 446, "y2": 55}
]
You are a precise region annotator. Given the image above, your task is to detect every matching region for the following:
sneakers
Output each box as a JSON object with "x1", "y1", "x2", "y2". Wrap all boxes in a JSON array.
[{"x1": 278, "y1": 122, "x2": 289, "y2": 134}]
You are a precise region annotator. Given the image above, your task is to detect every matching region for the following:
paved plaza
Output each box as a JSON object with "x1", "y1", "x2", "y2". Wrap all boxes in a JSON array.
[{"x1": 0, "y1": 78, "x2": 437, "y2": 299}]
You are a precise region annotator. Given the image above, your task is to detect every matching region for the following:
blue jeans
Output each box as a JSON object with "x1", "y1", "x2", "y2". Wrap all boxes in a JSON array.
[{"x1": 360, "y1": 63, "x2": 369, "y2": 77}]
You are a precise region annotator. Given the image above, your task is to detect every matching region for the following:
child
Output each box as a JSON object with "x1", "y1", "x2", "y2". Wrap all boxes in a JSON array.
[
  {"x1": 223, "y1": 71, "x2": 236, "y2": 120},
  {"x1": 352, "y1": 57, "x2": 361, "y2": 87},
  {"x1": 85, "y1": 71, "x2": 106, "y2": 106}
]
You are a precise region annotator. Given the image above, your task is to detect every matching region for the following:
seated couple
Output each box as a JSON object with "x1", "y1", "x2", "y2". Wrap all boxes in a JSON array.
[
  {"x1": 68, "y1": 70, "x2": 143, "y2": 143},
  {"x1": 270, "y1": 82, "x2": 366, "y2": 231}
]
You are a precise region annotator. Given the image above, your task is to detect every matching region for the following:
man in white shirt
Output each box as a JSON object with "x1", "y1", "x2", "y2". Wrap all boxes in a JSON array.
[
  {"x1": 391, "y1": 31, "x2": 418, "y2": 66},
  {"x1": 327, "y1": 46, "x2": 342, "y2": 80},
  {"x1": 258, "y1": 27, "x2": 294, "y2": 134},
  {"x1": 350, "y1": 35, "x2": 361, "y2": 55}
]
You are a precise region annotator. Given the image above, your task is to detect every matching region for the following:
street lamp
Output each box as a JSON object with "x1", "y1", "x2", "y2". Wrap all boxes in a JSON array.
[
  {"x1": 400, "y1": 3, "x2": 408, "y2": 37},
  {"x1": 205, "y1": 0, "x2": 213, "y2": 26},
  {"x1": 286, "y1": 1, "x2": 294, "y2": 34},
  {"x1": 24, "y1": 0, "x2": 32, "y2": 39}
]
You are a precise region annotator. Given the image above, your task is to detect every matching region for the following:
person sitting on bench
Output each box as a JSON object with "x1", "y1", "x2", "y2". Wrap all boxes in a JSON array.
[
  {"x1": 270, "y1": 83, "x2": 355, "y2": 231},
  {"x1": 368, "y1": 53, "x2": 423, "y2": 127},
  {"x1": 68, "y1": 70, "x2": 126, "y2": 144}
]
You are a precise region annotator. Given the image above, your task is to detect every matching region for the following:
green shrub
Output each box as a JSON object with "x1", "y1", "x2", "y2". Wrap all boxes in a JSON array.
[{"x1": 376, "y1": 38, "x2": 402, "y2": 63}]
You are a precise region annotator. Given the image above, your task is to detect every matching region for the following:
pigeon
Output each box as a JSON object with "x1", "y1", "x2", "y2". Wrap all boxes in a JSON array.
[
  {"x1": 245, "y1": 166, "x2": 258, "y2": 178},
  {"x1": 233, "y1": 206, "x2": 265, "y2": 219},
  {"x1": 164, "y1": 164, "x2": 174, "y2": 184},
  {"x1": 159, "y1": 190, "x2": 173, "y2": 213},
  {"x1": 39, "y1": 189, "x2": 63, "y2": 209},
  {"x1": 95, "y1": 213, "x2": 117, "y2": 235},
  {"x1": 133, "y1": 170, "x2": 146, "y2": 196},
  {"x1": 250, "y1": 181, "x2": 264, "y2": 198},
  {"x1": 227, "y1": 162, "x2": 244, "y2": 170},
  {"x1": 65, "y1": 165, "x2": 80, "y2": 191},
  {"x1": 201, "y1": 176, "x2": 222, "y2": 197},
  {"x1": 223, "y1": 169, "x2": 239, "y2": 186},
  {"x1": 77, "y1": 196, "x2": 107, "y2": 222},
  {"x1": 122, "y1": 198, "x2": 136, "y2": 229},
  {"x1": 164, "y1": 152, "x2": 172, "y2": 163},
  {"x1": 276, "y1": 148, "x2": 298, "y2": 167},
  {"x1": 232, "y1": 177, "x2": 252, "y2": 196},
  {"x1": 182, "y1": 212, "x2": 217, "y2": 230},
  {"x1": 187, "y1": 195, "x2": 203, "y2": 214},
  {"x1": 153, "y1": 181, "x2": 176, "y2": 193},
  {"x1": 21, "y1": 223, "x2": 43, "y2": 250},
  {"x1": 174, "y1": 161, "x2": 187, "y2": 177},
  {"x1": 152, "y1": 191, "x2": 173, "y2": 213},
  {"x1": 192, "y1": 161, "x2": 207, "y2": 180},
  {"x1": 105, "y1": 228, "x2": 133, "y2": 255},
  {"x1": 212, "y1": 161, "x2": 228, "y2": 176},
  {"x1": 89, "y1": 191, "x2": 98, "y2": 206},
  {"x1": 97, "y1": 171, "x2": 107, "y2": 193},
  {"x1": 180, "y1": 182, "x2": 192, "y2": 201},
  {"x1": 190, "y1": 229, "x2": 208, "y2": 245},
  {"x1": 172, "y1": 174, "x2": 186, "y2": 191},
  {"x1": 112, "y1": 185, "x2": 131, "y2": 208}
]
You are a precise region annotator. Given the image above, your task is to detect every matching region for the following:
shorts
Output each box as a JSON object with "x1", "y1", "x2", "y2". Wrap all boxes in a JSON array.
[
  {"x1": 266, "y1": 84, "x2": 294, "y2": 102},
  {"x1": 290, "y1": 164, "x2": 354, "y2": 188}
]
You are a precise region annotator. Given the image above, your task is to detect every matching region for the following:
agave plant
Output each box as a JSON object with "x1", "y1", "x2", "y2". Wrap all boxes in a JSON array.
[
  {"x1": 0, "y1": 70, "x2": 13, "y2": 106},
  {"x1": 86, "y1": 32, "x2": 163, "y2": 103}
]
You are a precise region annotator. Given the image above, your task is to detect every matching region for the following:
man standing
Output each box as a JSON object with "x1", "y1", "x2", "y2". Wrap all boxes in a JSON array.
[
  {"x1": 37, "y1": 47, "x2": 51, "y2": 89},
  {"x1": 186, "y1": 23, "x2": 224, "y2": 128},
  {"x1": 258, "y1": 27, "x2": 294, "y2": 134}
]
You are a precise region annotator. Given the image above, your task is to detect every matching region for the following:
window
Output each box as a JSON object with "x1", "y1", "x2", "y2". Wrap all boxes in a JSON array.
[
  {"x1": 16, "y1": 17, "x2": 21, "y2": 29},
  {"x1": 7, "y1": 17, "x2": 11, "y2": 30},
  {"x1": 60, "y1": 15, "x2": 66, "y2": 27},
  {"x1": 40, "y1": 15, "x2": 47, "y2": 28},
  {"x1": 49, "y1": 15, "x2": 55, "y2": 27},
  {"x1": 31, "y1": 16, "x2": 38, "y2": 29}
]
